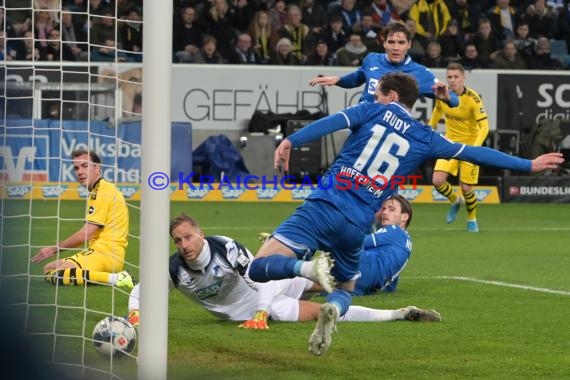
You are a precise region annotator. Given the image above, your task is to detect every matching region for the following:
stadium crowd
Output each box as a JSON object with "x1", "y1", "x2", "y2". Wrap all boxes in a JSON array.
[{"x1": 1, "y1": 0, "x2": 569, "y2": 68}]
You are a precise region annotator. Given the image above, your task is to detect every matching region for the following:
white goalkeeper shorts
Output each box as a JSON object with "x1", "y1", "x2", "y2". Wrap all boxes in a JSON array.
[{"x1": 268, "y1": 277, "x2": 310, "y2": 322}]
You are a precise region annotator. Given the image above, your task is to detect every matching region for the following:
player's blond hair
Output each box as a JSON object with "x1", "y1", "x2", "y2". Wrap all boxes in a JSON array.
[{"x1": 169, "y1": 213, "x2": 200, "y2": 236}]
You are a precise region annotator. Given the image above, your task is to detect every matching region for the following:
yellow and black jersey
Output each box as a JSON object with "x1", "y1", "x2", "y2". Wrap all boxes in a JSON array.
[
  {"x1": 86, "y1": 178, "x2": 129, "y2": 259},
  {"x1": 429, "y1": 87, "x2": 489, "y2": 146}
]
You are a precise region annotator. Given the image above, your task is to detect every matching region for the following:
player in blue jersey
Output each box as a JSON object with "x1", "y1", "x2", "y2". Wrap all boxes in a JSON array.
[
  {"x1": 309, "y1": 22, "x2": 459, "y2": 107},
  {"x1": 259, "y1": 194, "x2": 413, "y2": 296},
  {"x1": 354, "y1": 194, "x2": 412, "y2": 295},
  {"x1": 248, "y1": 72, "x2": 564, "y2": 356}
]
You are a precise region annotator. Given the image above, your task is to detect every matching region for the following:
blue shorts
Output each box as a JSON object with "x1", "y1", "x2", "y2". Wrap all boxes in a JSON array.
[{"x1": 274, "y1": 200, "x2": 365, "y2": 283}]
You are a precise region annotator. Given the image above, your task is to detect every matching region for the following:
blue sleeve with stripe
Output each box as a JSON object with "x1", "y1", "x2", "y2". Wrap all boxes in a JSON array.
[
  {"x1": 363, "y1": 234, "x2": 376, "y2": 249},
  {"x1": 429, "y1": 133, "x2": 532, "y2": 172}
]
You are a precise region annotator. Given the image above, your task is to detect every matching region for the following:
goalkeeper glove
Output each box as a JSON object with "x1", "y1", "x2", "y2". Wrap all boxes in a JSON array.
[
  {"x1": 238, "y1": 310, "x2": 269, "y2": 330},
  {"x1": 128, "y1": 309, "x2": 140, "y2": 328}
]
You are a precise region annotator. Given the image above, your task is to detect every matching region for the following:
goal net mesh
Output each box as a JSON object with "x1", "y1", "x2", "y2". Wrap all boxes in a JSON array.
[{"x1": 1, "y1": 1, "x2": 143, "y2": 378}]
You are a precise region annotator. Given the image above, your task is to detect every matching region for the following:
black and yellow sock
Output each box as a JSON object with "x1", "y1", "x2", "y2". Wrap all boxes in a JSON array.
[
  {"x1": 464, "y1": 189, "x2": 477, "y2": 220},
  {"x1": 435, "y1": 181, "x2": 457, "y2": 203},
  {"x1": 45, "y1": 268, "x2": 110, "y2": 286}
]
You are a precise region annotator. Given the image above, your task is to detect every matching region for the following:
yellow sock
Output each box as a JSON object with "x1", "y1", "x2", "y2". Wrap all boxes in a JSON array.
[
  {"x1": 464, "y1": 189, "x2": 477, "y2": 220},
  {"x1": 45, "y1": 268, "x2": 111, "y2": 286},
  {"x1": 435, "y1": 181, "x2": 457, "y2": 203}
]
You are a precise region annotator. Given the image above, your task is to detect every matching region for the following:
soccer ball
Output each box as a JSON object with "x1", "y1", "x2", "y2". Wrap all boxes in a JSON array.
[{"x1": 92, "y1": 316, "x2": 137, "y2": 358}]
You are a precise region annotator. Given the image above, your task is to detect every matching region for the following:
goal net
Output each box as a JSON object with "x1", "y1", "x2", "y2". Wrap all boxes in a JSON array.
[{"x1": 1, "y1": 1, "x2": 144, "y2": 378}]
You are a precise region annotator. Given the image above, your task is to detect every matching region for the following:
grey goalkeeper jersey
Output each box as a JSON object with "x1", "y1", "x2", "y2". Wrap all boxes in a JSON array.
[{"x1": 169, "y1": 236, "x2": 260, "y2": 321}]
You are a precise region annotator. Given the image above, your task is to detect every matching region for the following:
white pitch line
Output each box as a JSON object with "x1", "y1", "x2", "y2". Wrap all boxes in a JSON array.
[{"x1": 411, "y1": 275, "x2": 570, "y2": 296}]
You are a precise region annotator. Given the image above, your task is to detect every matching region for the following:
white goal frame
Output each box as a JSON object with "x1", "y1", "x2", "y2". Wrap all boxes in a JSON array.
[{"x1": 139, "y1": 2, "x2": 172, "y2": 379}]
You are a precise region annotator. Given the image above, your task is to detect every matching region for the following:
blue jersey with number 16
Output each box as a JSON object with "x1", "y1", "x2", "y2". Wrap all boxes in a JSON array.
[{"x1": 287, "y1": 101, "x2": 531, "y2": 231}]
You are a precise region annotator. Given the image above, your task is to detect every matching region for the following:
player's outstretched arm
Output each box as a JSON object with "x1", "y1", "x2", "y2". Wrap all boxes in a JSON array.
[
  {"x1": 309, "y1": 76, "x2": 339, "y2": 87},
  {"x1": 274, "y1": 138, "x2": 292, "y2": 172},
  {"x1": 530, "y1": 152, "x2": 565, "y2": 172},
  {"x1": 31, "y1": 223, "x2": 99, "y2": 263}
]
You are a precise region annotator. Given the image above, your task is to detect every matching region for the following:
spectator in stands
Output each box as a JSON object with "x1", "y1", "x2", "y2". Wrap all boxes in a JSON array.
[
  {"x1": 248, "y1": 10, "x2": 279, "y2": 65},
  {"x1": 278, "y1": 5, "x2": 313, "y2": 63},
  {"x1": 193, "y1": 35, "x2": 225, "y2": 64},
  {"x1": 438, "y1": 19, "x2": 465, "y2": 60},
  {"x1": 449, "y1": 0, "x2": 480, "y2": 37},
  {"x1": 301, "y1": 0, "x2": 328, "y2": 37},
  {"x1": 61, "y1": 8, "x2": 89, "y2": 61},
  {"x1": 458, "y1": 41, "x2": 488, "y2": 69},
  {"x1": 526, "y1": 0, "x2": 560, "y2": 39},
  {"x1": 513, "y1": 19, "x2": 537, "y2": 64},
  {"x1": 34, "y1": 0, "x2": 60, "y2": 24},
  {"x1": 91, "y1": 38, "x2": 130, "y2": 62},
  {"x1": 390, "y1": 0, "x2": 417, "y2": 16},
  {"x1": 14, "y1": 31, "x2": 40, "y2": 61},
  {"x1": 117, "y1": 0, "x2": 141, "y2": 16},
  {"x1": 408, "y1": 0, "x2": 452, "y2": 40},
  {"x1": 119, "y1": 6, "x2": 143, "y2": 62},
  {"x1": 471, "y1": 17, "x2": 500, "y2": 65},
  {"x1": 3, "y1": 14, "x2": 23, "y2": 60},
  {"x1": 405, "y1": 18, "x2": 428, "y2": 61},
  {"x1": 322, "y1": 14, "x2": 348, "y2": 54},
  {"x1": 173, "y1": 5, "x2": 204, "y2": 63},
  {"x1": 34, "y1": 10, "x2": 55, "y2": 53},
  {"x1": 89, "y1": 0, "x2": 110, "y2": 16},
  {"x1": 0, "y1": 31, "x2": 6, "y2": 61},
  {"x1": 332, "y1": 0, "x2": 363, "y2": 34},
  {"x1": 228, "y1": 33, "x2": 259, "y2": 64},
  {"x1": 420, "y1": 40, "x2": 448, "y2": 68},
  {"x1": 490, "y1": 40, "x2": 527, "y2": 69},
  {"x1": 527, "y1": 36, "x2": 563, "y2": 68},
  {"x1": 203, "y1": 0, "x2": 237, "y2": 61},
  {"x1": 42, "y1": 29, "x2": 77, "y2": 61},
  {"x1": 336, "y1": 32, "x2": 368, "y2": 66},
  {"x1": 305, "y1": 39, "x2": 338, "y2": 66},
  {"x1": 352, "y1": 12, "x2": 382, "y2": 52},
  {"x1": 269, "y1": 0, "x2": 287, "y2": 31},
  {"x1": 62, "y1": 0, "x2": 87, "y2": 12},
  {"x1": 90, "y1": 10, "x2": 116, "y2": 47},
  {"x1": 231, "y1": 0, "x2": 256, "y2": 33},
  {"x1": 368, "y1": 0, "x2": 401, "y2": 29},
  {"x1": 2, "y1": 7, "x2": 31, "y2": 38},
  {"x1": 488, "y1": 0, "x2": 520, "y2": 41},
  {"x1": 270, "y1": 37, "x2": 301, "y2": 65}
]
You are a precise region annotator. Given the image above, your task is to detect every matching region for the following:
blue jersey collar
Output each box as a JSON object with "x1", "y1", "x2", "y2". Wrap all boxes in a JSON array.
[{"x1": 383, "y1": 53, "x2": 412, "y2": 66}]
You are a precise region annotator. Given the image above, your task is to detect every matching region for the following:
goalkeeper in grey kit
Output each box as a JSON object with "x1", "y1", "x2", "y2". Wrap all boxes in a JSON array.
[{"x1": 127, "y1": 213, "x2": 440, "y2": 329}]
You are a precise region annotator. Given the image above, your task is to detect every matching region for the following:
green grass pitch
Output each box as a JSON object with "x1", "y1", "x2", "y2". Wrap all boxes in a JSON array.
[{"x1": 1, "y1": 200, "x2": 570, "y2": 379}]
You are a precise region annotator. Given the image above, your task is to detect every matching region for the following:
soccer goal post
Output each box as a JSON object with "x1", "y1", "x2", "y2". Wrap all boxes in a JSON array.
[{"x1": 138, "y1": 1, "x2": 172, "y2": 379}]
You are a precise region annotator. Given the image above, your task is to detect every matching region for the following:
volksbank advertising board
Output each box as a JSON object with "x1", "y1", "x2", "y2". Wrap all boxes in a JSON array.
[{"x1": 0, "y1": 119, "x2": 191, "y2": 184}]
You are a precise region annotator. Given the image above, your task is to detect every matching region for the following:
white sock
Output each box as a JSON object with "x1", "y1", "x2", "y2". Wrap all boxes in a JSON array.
[
  {"x1": 339, "y1": 306, "x2": 406, "y2": 322},
  {"x1": 108, "y1": 273, "x2": 118, "y2": 285},
  {"x1": 299, "y1": 261, "x2": 314, "y2": 279}
]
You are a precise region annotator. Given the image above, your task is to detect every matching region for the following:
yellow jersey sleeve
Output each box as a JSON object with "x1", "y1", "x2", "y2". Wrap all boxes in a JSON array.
[
  {"x1": 428, "y1": 99, "x2": 444, "y2": 129},
  {"x1": 86, "y1": 179, "x2": 129, "y2": 256}
]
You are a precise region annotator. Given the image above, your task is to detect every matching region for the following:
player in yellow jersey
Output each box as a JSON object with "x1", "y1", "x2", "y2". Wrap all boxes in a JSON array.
[
  {"x1": 429, "y1": 63, "x2": 489, "y2": 232},
  {"x1": 32, "y1": 149, "x2": 133, "y2": 287}
]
